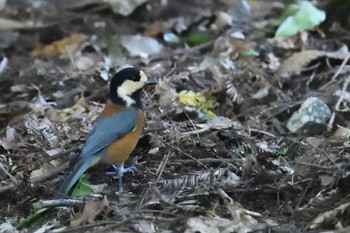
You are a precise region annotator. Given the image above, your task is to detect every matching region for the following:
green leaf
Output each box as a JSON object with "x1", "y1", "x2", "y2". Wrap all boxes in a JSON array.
[
  {"x1": 275, "y1": 1, "x2": 326, "y2": 38},
  {"x1": 273, "y1": 3, "x2": 299, "y2": 26},
  {"x1": 277, "y1": 147, "x2": 289, "y2": 156},
  {"x1": 245, "y1": 49, "x2": 260, "y2": 57},
  {"x1": 186, "y1": 34, "x2": 213, "y2": 46},
  {"x1": 16, "y1": 208, "x2": 49, "y2": 230},
  {"x1": 71, "y1": 175, "x2": 96, "y2": 197}
]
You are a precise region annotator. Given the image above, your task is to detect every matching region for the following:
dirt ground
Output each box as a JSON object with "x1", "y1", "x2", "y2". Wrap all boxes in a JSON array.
[{"x1": 1, "y1": 0, "x2": 350, "y2": 232}]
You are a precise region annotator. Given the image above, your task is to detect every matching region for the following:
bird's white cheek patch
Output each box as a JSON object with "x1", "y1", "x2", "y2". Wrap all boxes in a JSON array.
[
  {"x1": 117, "y1": 80, "x2": 144, "y2": 106},
  {"x1": 140, "y1": 71, "x2": 148, "y2": 82}
]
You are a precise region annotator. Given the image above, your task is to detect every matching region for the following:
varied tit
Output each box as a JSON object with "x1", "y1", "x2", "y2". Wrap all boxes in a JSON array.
[{"x1": 59, "y1": 67, "x2": 157, "y2": 196}]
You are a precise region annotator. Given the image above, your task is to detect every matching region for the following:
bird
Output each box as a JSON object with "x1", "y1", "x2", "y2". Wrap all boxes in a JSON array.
[{"x1": 59, "y1": 67, "x2": 157, "y2": 196}]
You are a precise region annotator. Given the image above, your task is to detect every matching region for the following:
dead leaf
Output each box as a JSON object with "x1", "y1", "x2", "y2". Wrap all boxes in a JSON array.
[
  {"x1": 105, "y1": 0, "x2": 148, "y2": 16},
  {"x1": 131, "y1": 220, "x2": 157, "y2": 233},
  {"x1": 278, "y1": 50, "x2": 326, "y2": 76},
  {"x1": 0, "y1": 57, "x2": 8, "y2": 74},
  {"x1": 30, "y1": 33, "x2": 87, "y2": 58},
  {"x1": 0, "y1": 18, "x2": 26, "y2": 29},
  {"x1": 72, "y1": 196, "x2": 111, "y2": 225},
  {"x1": 156, "y1": 79, "x2": 178, "y2": 108},
  {"x1": 185, "y1": 216, "x2": 252, "y2": 233},
  {"x1": 278, "y1": 48, "x2": 349, "y2": 76},
  {"x1": 319, "y1": 174, "x2": 335, "y2": 187},
  {"x1": 251, "y1": 85, "x2": 270, "y2": 99},
  {"x1": 148, "y1": 147, "x2": 159, "y2": 155},
  {"x1": 308, "y1": 203, "x2": 350, "y2": 230},
  {"x1": 0, "y1": 222, "x2": 18, "y2": 233},
  {"x1": 210, "y1": 11, "x2": 233, "y2": 30},
  {"x1": 332, "y1": 125, "x2": 350, "y2": 139},
  {"x1": 75, "y1": 56, "x2": 95, "y2": 71},
  {"x1": 30, "y1": 162, "x2": 55, "y2": 181},
  {"x1": 196, "y1": 116, "x2": 242, "y2": 130},
  {"x1": 120, "y1": 34, "x2": 164, "y2": 58}
]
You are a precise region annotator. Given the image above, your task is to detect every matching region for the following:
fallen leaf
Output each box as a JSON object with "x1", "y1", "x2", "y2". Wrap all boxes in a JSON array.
[
  {"x1": 30, "y1": 33, "x2": 88, "y2": 58},
  {"x1": 121, "y1": 34, "x2": 164, "y2": 58},
  {"x1": 156, "y1": 79, "x2": 178, "y2": 108},
  {"x1": 308, "y1": 203, "x2": 350, "y2": 230},
  {"x1": 72, "y1": 196, "x2": 111, "y2": 225},
  {"x1": 0, "y1": 18, "x2": 26, "y2": 29},
  {"x1": 275, "y1": 1, "x2": 326, "y2": 38},
  {"x1": 251, "y1": 85, "x2": 270, "y2": 99},
  {"x1": 30, "y1": 163, "x2": 55, "y2": 181},
  {"x1": 148, "y1": 147, "x2": 159, "y2": 155},
  {"x1": 0, "y1": 57, "x2": 8, "y2": 74},
  {"x1": 332, "y1": 125, "x2": 350, "y2": 139},
  {"x1": 178, "y1": 90, "x2": 218, "y2": 118},
  {"x1": 185, "y1": 216, "x2": 252, "y2": 233},
  {"x1": 196, "y1": 116, "x2": 242, "y2": 130},
  {"x1": 210, "y1": 11, "x2": 233, "y2": 30},
  {"x1": 278, "y1": 50, "x2": 326, "y2": 75},
  {"x1": 105, "y1": 0, "x2": 148, "y2": 16},
  {"x1": 278, "y1": 48, "x2": 348, "y2": 77}
]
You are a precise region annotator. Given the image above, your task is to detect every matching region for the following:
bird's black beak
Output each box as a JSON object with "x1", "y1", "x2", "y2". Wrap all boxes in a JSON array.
[{"x1": 145, "y1": 79, "x2": 157, "y2": 85}]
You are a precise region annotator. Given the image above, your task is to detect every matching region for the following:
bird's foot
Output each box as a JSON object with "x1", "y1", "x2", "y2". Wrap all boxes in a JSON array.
[
  {"x1": 106, "y1": 164, "x2": 137, "y2": 192},
  {"x1": 106, "y1": 165, "x2": 137, "y2": 176}
]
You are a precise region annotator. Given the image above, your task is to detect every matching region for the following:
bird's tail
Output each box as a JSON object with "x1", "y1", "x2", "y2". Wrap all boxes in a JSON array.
[{"x1": 58, "y1": 155, "x2": 98, "y2": 197}]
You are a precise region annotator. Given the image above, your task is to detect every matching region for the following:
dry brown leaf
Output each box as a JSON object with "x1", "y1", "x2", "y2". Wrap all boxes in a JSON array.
[
  {"x1": 332, "y1": 125, "x2": 350, "y2": 139},
  {"x1": 144, "y1": 22, "x2": 164, "y2": 38},
  {"x1": 71, "y1": 196, "x2": 111, "y2": 225},
  {"x1": 308, "y1": 203, "x2": 350, "y2": 230},
  {"x1": 156, "y1": 79, "x2": 178, "y2": 108},
  {"x1": 131, "y1": 220, "x2": 157, "y2": 233},
  {"x1": 278, "y1": 50, "x2": 326, "y2": 76},
  {"x1": 185, "y1": 216, "x2": 253, "y2": 233},
  {"x1": 278, "y1": 49, "x2": 349, "y2": 76},
  {"x1": 0, "y1": 18, "x2": 26, "y2": 29},
  {"x1": 29, "y1": 162, "x2": 56, "y2": 181},
  {"x1": 30, "y1": 33, "x2": 88, "y2": 58}
]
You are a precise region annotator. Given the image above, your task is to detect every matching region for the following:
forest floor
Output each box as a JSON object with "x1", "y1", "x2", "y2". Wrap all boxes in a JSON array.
[{"x1": 0, "y1": 0, "x2": 350, "y2": 232}]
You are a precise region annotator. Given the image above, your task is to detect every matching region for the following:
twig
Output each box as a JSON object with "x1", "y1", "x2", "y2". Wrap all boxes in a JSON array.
[
  {"x1": 167, "y1": 158, "x2": 239, "y2": 165},
  {"x1": 44, "y1": 147, "x2": 77, "y2": 162},
  {"x1": 30, "y1": 162, "x2": 69, "y2": 183},
  {"x1": 33, "y1": 198, "x2": 86, "y2": 209},
  {"x1": 147, "y1": 40, "x2": 215, "y2": 62},
  {"x1": 294, "y1": 161, "x2": 335, "y2": 170},
  {"x1": 306, "y1": 142, "x2": 342, "y2": 172},
  {"x1": 55, "y1": 220, "x2": 128, "y2": 233},
  {"x1": 155, "y1": 151, "x2": 173, "y2": 182},
  {"x1": 164, "y1": 63, "x2": 177, "y2": 78},
  {"x1": 295, "y1": 178, "x2": 313, "y2": 210},
  {"x1": 66, "y1": 45, "x2": 77, "y2": 70},
  {"x1": 320, "y1": 52, "x2": 350, "y2": 90},
  {"x1": 0, "y1": 183, "x2": 16, "y2": 193},
  {"x1": 161, "y1": 140, "x2": 208, "y2": 169},
  {"x1": 249, "y1": 128, "x2": 276, "y2": 138},
  {"x1": 326, "y1": 77, "x2": 350, "y2": 131},
  {"x1": 184, "y1": 111, "x2": 200, "y2": 139},
  {"x1": 0, "y1": 161, "x2": 18, "y2": 185},
  {"x1": 181, "y1": 127, "x2": 210, "y2": 136},
  {"x1": 335, "y1": 76, "x2": 350, "y2": 111}
]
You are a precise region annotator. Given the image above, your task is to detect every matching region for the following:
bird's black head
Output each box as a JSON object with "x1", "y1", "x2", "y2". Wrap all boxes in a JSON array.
[{"x1": 109, "y1": 67, "x2": 156, "y2": 108}]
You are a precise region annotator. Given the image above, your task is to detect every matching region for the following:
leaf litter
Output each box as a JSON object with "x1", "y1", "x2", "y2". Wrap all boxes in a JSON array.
[{"x1": 1, "y1": 0, "x2": 350, "y2": 232}]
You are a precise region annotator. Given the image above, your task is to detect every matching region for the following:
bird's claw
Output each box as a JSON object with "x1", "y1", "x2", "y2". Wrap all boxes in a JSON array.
[
  {"x1": 106, "y1": 165, "x2": 137, "y2": 176},
  {"x1": 123, "y1": 165, "x2": 138, "y2": 174}
]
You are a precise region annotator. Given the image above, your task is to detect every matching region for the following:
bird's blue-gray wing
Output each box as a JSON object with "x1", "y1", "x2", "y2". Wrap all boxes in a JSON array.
[
  {"x1": 58, "y1": 108, "x2": 138, "y2": 196},
  {"x1": 80, "y1": 108, "x2": 138, "y2": 157}
]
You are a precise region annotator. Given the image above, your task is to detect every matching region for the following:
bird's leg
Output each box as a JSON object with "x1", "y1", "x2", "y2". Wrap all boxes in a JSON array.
[{"x1": 106, "y1": 163, "x2": 137, "y2": 192}]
